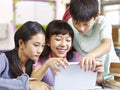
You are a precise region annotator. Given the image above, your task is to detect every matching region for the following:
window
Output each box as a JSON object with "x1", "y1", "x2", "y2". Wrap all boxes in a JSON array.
[
  {"x1": 101, "y1": 0, "x2": 120, "y2": 25},
  {"x1": 14, "y1": 0, "x2": 56, "y2": 29}
]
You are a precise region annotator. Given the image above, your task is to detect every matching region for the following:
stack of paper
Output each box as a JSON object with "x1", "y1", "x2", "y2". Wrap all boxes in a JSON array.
[{"x1": 104, "y1": 80, "x2": 120, "y2": 89}]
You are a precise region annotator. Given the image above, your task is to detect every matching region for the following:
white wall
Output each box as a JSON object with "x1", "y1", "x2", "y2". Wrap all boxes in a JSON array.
[
  {"x1": 15, "y1": 0, "x2": 69, "y2": 25},
  {"x1": 0, "y1": 0, "x2": 69, "y2": 51},
  {"x1": 56, "y1": 0, "x2": 70, "y2": 19},
  {"x1": 0, "y1": 0, "x2": 15, "y2": 51},
  {"x1": 15, "y1": 1, "x2": 55, "y2": 25},
  {"x1": 0, "y1": 0, "x2": 13, "y2": 23}
]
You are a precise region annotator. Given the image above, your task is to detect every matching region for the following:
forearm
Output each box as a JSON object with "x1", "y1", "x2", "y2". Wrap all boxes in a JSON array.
[
  {"x1": 96, "y1": 73, "x2": 104, "y2": 85},
  {"x1": 29, "y1": 80, "x2": 51, "y2": 90},
  {"x1": 31, "y1": 61, "x2": 49, "y2": 80},
  {"x1": 88, "y1": 39, "x2": 111, "y2": 58}
]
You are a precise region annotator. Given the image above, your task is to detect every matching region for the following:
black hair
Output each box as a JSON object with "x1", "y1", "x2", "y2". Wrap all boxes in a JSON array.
[
  {"x1": 41, "y1": 20, "x2": 74, "y2": 61},
  {"x1": 5, "y1": 21, "x2": 45, "y2": 78},
  {"x1": 70, "y1": 0, "x2": 98, "y2": 22}
]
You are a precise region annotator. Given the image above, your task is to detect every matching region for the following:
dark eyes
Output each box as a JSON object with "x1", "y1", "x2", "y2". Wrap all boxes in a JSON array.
[
  {"x1": 55, "y1": 38, "x2": 71, "y2": 42},
  {"x1": 74, "y1": 20, "x2": 90, "y2": 26},
  {"x1": 34, "y1": 44, "x2": 45, "y2": 48},
  {"x1": 55, "y1": 38, "x2": 61, "y2": 41},
  {"x1": 66, "y1": 39, "x2": 71, "y2": 42},
  {"x1": 34, "y1": 44, "x2": 39, "y2": 47},
  {"x1": 74, "y1": 21, "x2": 79, "y2": 24}
]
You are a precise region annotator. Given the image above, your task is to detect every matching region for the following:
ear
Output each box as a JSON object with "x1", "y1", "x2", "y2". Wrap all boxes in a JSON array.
[
  {"x1": 46, "y1": 39, "x2": 50, "y2": 46},
  {"x1": 94, "y1": 13, "x2": 99, "y2": 19},
  {"x1": 18, "y1": 39, "x2": 24, "y2": 49}
]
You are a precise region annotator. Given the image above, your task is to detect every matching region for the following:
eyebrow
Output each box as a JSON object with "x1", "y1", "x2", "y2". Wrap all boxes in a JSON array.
[
  {"x1": 55, "y1": 34, "x2": 71, "y2": 38},
  {"x1": 34, "y1": 42, "x2": 45, "y2": 45}
]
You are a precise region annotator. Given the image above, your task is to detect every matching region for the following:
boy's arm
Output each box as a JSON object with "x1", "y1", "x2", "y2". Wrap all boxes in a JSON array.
[
  {"x1": 85, "y1": 38, "x2": 111, "y2": 58},
  {"x1": 96, "y1": 73, "x2": 104, "y2": 85},
  {"x1": 80, "y1": 38, "x2": 111, "y2": 71}
]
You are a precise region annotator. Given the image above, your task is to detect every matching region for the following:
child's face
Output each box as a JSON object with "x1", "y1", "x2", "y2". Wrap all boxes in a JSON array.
[
  {"x1": 48, "y1": 34, "x2": 72, "y2": 58},
  {"x1": 72, "y1": 17, "x2": 95, "y2": 34},
  {"x1": 20, "y1": 33, "x2": 45, "y2": 61}
]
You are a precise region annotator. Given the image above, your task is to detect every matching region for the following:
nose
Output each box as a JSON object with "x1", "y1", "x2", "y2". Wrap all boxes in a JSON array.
[
  {"x1": 37, "y1": 46, "x2": 43, "y2": 54},
  {"x1": 60, "y1": 40, "x2": 66, "y2": 47},
  {"x1": 77, "y1": 26, "x2": 85, "y2": 33}
]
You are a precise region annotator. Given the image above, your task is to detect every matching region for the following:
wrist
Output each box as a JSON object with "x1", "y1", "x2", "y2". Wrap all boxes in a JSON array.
[{"x1": 97, "y1": 73, "x2": 104, "y2": 84}]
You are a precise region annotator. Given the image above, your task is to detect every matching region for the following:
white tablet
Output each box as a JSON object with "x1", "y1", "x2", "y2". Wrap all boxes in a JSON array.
[{"x1": 53, "y1": 62, "x2": 97, "y2": 90}]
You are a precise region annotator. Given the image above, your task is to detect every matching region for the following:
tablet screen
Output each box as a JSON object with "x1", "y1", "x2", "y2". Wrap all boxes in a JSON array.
[{"x1": 54, "y1": 62, "x2": 97, "y2": 90}]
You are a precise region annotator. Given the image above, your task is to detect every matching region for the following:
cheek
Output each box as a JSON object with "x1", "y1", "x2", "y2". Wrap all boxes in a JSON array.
[
  {"x1": 50, "y1": 40, "x2": 58, "y2": 47},
  {"x1": 50, "y1": 43, "x2": 57, "y2": 51},
  {"x1": 85, "y1": 27, "x2": 90, "y2": 32},
  {"x1": 22, "y1": 48, "x2": 32, "y2": 58},
  {"x1": 74, "y1": 24, "x2": 79, "y2": 31},
  {"x1": 39, "y1": 46, "x2": 44, "y2": 54},
  {"x1": 25, "y1": 45, "x2": 35, "y2": 55},
  {"x1": 50, "y1": 41, "x2": 59, "y2": 52},
  {"x1": 68, "y1": 42, "x2": 72, "y2": 49},
  {"x1": 87, "y1": 23, "x2": 94, "y2": 31}
]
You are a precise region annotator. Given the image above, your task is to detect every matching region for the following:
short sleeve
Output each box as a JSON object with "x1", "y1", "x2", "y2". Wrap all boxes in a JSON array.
[{"x1": 99, "y1": 17, "x2": 112, "y2": 40}]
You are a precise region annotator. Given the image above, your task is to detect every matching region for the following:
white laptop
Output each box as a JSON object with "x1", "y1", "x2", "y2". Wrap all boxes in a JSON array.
[{"x1": 53, "y1": 62, "x2": 97, "y2": 90}]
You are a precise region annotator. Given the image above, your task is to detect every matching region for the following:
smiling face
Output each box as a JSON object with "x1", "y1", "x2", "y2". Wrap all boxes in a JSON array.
[
  {"x1": 48, "y1": 34, "x2": 72, "y2": 58},
  {"x1": 20, "y1": 33, "x2": 45, "y2": 61}
]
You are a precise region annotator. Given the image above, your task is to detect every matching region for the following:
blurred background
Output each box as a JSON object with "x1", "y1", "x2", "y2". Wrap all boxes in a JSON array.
[{"x1": 0, "y1": 0, "x2": 120, "y2": 57}]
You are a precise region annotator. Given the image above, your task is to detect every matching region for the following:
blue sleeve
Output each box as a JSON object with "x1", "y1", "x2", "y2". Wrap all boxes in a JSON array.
[
  {"x1": 0, "y1": 53, "x2": 30, "y2": 90},
  {"x1": 0, "y1": 53, "x2": 6, "y2": 73},
  {"x1": 0, "y1": 74, "x2": 29, "y2": 90}
]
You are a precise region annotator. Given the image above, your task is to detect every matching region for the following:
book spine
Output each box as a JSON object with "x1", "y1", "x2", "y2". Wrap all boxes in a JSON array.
[
  {"x1": 114, "y1": 76, "x2": 120, "y2": 82},
  {"x1": 110, "y1": 68, "x2": 120, "y2": 73},
  {"x1": 110, "y1": 63, "x2": 120, "y2": 68},
  {"x1": 104, "y1": 80, "x2": 120, "y2": 89}
]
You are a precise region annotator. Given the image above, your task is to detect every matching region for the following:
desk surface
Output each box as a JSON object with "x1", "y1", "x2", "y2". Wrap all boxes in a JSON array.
[
  {"x1": 51, "y1": 85, "x2": 112, "y2": 90},
  {"x1": 94, "y1": 85, "x2": 112, "y2": 90}
]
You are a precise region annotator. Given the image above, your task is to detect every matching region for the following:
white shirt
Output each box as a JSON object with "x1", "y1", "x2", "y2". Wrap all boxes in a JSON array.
[{"x1": 68, "y1": 16, "x2": 120, "y2": 80}]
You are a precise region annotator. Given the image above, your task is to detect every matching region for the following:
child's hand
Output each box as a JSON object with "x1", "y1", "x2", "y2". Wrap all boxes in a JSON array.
[
  {"x1": 94, "y1": 59, "x2": 104, "y2": 84},
  {"x1": 80, "y1": 54, "x2": 96, "y2": 71},
  {"x1": 30, "y1": 81, "x2": 51, "y2": 90},
  {"x1": 94, "y1": 59, "x2": 104, "y2": 73},
  {"x1": 46, "y1": 58, "x2": 69, "y2": 74}
]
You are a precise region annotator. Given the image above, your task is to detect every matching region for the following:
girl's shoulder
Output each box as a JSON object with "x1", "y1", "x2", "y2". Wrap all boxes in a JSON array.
[
  {"x1": 0, "y1": 52, "x2": 9, "y2": 72},
  {"x1": 0, "y1": 52, "x2": 8, "y2": 62},
  {"x1": 0, "y1": 52, "x2": 8, "y2": 60}
]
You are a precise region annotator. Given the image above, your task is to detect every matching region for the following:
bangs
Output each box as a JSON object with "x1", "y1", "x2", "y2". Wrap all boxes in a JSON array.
[
  {"x1": 46, "y1": 20, "x2": 74, "y2": 41},
  {"x1": 52, "y1": 28, "x2": 71, "y2": 36}
]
